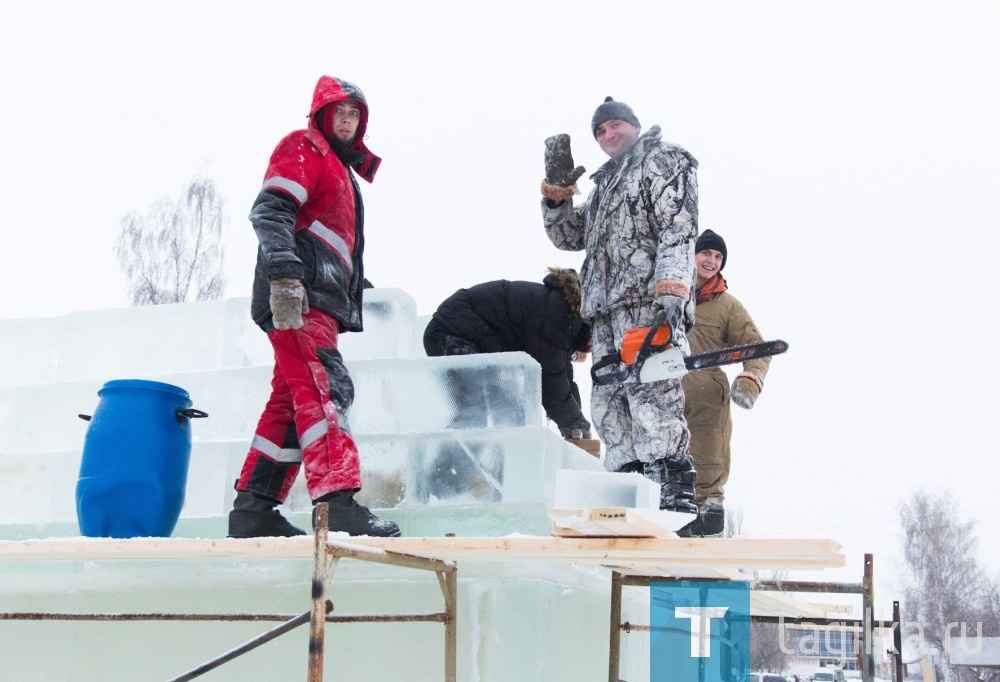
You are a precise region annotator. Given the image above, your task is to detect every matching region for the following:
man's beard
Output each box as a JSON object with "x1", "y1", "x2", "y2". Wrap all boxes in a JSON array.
[
  {"x1": 329, "y1": 135, "x2": 355, "y2": 153},
  {"x1": 333, "y1": 133, "x2": 357, "y2": 147}
]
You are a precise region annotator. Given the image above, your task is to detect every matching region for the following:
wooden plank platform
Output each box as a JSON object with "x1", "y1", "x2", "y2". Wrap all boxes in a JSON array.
[
  {"x1": 0, "y1": 536, "x2": 852, "y2": 621},
  {"x1": 343, "y1": 536, "x2": 845, "y2": 570},
  {"x1": 0, "y1": 534, "x2": 845, "y2": 571}
]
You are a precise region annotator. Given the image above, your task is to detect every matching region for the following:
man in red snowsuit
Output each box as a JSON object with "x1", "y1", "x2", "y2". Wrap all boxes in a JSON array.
[{"x1": 228, "y1": 75, "x2": 400, "y2": 538}]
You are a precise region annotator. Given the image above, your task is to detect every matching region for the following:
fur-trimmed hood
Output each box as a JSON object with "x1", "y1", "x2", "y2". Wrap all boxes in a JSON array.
[
  {"x1": 544, "y1": 267, "x2": 590, "y2": 352},
  {"x1": 545, "y1": 267, "x2": 582, "y2": 314}
]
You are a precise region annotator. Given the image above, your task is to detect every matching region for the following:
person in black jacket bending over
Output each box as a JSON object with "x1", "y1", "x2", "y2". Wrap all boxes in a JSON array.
[{"x1": 424, "y1": 267, "x2": 592, "y2": 439}]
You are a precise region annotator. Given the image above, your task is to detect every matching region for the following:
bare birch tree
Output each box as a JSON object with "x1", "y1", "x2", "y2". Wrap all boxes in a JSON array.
[
  {"x1": 115, "y1": 173, "x2": 226, "y2": 305},
  {"x1": 722, "y1": 508, "x2": 792, "y2": 671},
  {"x1": 750, "y1": 567, "x2": 791, "y2": 673},
  {"x1": 900, "y1": 488, "x2": 999, "y2": 682}
]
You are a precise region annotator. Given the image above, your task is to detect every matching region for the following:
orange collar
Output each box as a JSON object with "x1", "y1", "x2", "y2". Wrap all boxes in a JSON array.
[{"x1": 696, "y1": 274, "x2": 728, "y2": 302}]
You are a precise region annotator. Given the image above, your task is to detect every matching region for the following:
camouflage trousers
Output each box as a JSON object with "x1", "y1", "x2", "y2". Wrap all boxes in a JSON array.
[{"x1": 590, "y1": 305, "x2": 691, "y2": 473}]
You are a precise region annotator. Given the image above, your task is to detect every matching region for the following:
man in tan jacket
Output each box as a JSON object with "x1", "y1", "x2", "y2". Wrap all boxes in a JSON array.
[{"x1": 680, "y1": 230, "x2": 771, "y2": 537}]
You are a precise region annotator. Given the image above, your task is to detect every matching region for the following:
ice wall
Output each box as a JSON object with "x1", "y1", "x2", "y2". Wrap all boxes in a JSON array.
[
  {"x1": 0, "y1": 289, "x2": 603, "y2": 532},
  {"x1": 0, "y1": 291, "x2": 655, "y2": 682}
]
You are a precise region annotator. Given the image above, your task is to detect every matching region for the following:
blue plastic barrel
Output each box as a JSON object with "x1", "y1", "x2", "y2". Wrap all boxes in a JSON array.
[{"x1": 76, "y1": 379, "x2": 207, "y2": 538}]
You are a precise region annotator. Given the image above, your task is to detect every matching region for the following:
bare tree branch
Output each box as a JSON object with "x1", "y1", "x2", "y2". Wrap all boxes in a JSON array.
[
  {"x1": 749, "y1": 565, "x2": 791, "y2": 673},
  {"x1": 900, "y1": 488, "x2": 1000, "y2": 682},
  {"x1": 114, "y1": 172, "x2": 227, "y2": 305}
]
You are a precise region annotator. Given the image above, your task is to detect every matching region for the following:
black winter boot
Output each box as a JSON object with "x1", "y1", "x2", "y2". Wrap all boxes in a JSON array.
[
  {"x1": 676, "y1": 507, "x2": 725, "y2": 538},
  {"x1": 228, "y1": 490, "x2": 306, "y2": 538},
  {"x1": 313, "y1": 489, "x2": 401, "y2": 538},
  {"x1": 643, "y1": 456, "x2": 698, "y2": 514}
]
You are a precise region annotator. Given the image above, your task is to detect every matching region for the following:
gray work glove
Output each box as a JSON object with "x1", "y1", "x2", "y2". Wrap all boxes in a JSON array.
[
  {"x1": 731, "y1": 372, "x2": 761, "y2": 410},
  {"x1": 652, "y1": 293, "x2": 688, "y2": 355},
  {"x1": 270, "y1": 278, "x2": 308, "y2": 330},
  {"x1": 653, "y1": 292, "x2": 686, "y2": 322},
  {"x1": 544, "y1": 134, "x2": 586, "y2": 187}
]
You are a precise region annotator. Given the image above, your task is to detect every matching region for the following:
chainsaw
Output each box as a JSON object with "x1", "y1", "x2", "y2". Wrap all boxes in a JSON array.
[{"x1": 591, "y1": 308, "x2": 789, "y2": 385}]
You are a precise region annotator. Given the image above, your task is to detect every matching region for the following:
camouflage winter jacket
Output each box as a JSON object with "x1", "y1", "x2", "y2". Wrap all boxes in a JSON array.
[{"x1": 541, "y1": 126, "x2": 699, "y2": 326}]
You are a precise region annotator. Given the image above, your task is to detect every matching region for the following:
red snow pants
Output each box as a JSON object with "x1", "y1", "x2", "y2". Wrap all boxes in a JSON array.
[{"x1": 236, "y1": 309, "x2": 361, "y2": 502}]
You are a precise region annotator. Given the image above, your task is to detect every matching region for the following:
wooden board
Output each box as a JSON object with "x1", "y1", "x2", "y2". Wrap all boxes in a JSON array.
[
  {"x1": 750, "y1": 591, "x2": 852, "y2": 619},
  {"x1": 549, "y1": 507, "x2": 690, "y2": 538},
  {"x1": 566, "y1": 438, "x2": 601, "y2": 457},
  {"x1": 605, "y1": 566, "x2": 855, "y2": 619},
  {"x1": 0, "y1": 535, "x2": 845, "y2": 571},
  {"x1": 0, "y1": 536, "x2": 312, "y2": 563},
  {"x1": 343, "y1": 536, "x2": 845, "y2": 570},
  {"x1": 611, "y1": 564, "x2": 746, "y2": 579}
]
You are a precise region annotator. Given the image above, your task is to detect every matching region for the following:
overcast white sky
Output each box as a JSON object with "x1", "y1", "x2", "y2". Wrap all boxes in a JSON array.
[{"x1": 3, "y1": 1, "x2": 999, "y2": 604}]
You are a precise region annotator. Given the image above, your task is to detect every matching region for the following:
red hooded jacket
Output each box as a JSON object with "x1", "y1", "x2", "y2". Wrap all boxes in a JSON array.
[{"x1": 249, "y1": 76, "x2": 381, "y2": 333}]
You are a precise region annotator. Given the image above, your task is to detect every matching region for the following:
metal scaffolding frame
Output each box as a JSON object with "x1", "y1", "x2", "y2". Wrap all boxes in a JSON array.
[
  {"x1": 2, "y1": 520, "x2": 861, "y2": 681},
  {"x1": 607, "y1": 553, "x2": 904, "y2": 682},
  {"x1": 0, "y1": 503, "x2": 458, "y2": 682},
  {"x1": 306, "y1": 503, "x2": 458, "y2": 682}
]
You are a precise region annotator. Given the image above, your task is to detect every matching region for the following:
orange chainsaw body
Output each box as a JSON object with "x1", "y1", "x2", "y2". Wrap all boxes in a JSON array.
[{"x1": 620, "y1": 323, "x2": 673, "y2": 366}]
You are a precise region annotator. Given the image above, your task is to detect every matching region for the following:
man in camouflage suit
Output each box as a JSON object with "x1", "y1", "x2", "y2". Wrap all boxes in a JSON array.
[{"x1": 540, "y1": 97, "x2": 699, "y2": 513}]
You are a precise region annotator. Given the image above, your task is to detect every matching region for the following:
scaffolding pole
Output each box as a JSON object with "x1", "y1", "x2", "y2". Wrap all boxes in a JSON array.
[
  {"x1": 307, "y1": 503, "x2": 458, "y2": 682},
  {"x1": 608, "y1": 553, "x2": 895, "y2": 682}
]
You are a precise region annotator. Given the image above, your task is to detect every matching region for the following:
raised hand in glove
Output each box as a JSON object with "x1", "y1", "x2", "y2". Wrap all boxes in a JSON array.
[
  {"x1": 541, "y1": 134, "x2": 586, "y2": 203},
  {"x1": 270, "y1": 278, "x2": 308, "y2": 330},
  {"x1": 544, "y1": 134, "x2": 586, "y2": 187},
  {"x1": 731, "y1": 372, "x2": 762, "y2": 410}
]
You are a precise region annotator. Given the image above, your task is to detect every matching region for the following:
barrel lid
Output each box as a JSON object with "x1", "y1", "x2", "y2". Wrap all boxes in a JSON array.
[{"x1": 99, "y1": 379, "x2": 191, "y2": 400}]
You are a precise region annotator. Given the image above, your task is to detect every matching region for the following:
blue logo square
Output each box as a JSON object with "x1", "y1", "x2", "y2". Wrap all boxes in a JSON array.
[{"x1": 650, "y1": 581, "x2": 751, "y2": 682}]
